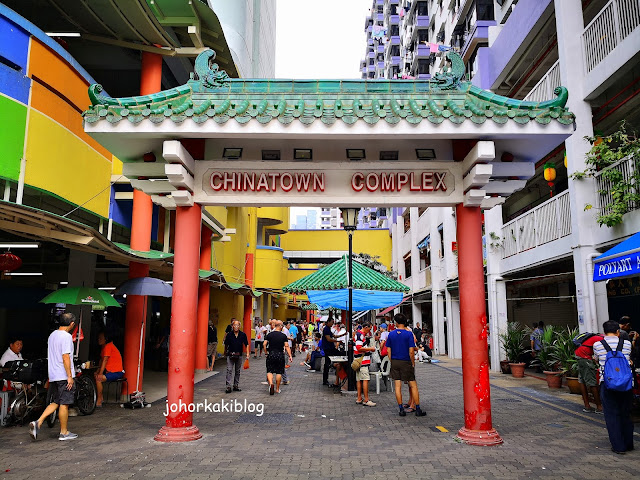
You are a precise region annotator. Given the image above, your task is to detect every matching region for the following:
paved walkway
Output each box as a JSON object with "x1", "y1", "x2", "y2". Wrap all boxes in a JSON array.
[{"x1": 0, "y1": 355, "x2": 638, "y2": 480}]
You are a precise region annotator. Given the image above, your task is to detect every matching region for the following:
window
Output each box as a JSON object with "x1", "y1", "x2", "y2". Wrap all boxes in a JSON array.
[
  {"x1": 403, "y1": 214, "x2": 410, "y2": 233},
  {"x1": 404, "y1": 254, "x2": 412, "y2": 279},
  {"x1": 418, "y1": 235, "x2": 431, "y2": 269},
  {"x1": 390, "y1": 25, "x2": 400, "y2": 36},
  {"x1": 417, "y1": 59, "x2": 430, "y2": 74},
  {"x1": 438, "y1": 224, "x2": 445, "y2": 259},
  {"x1": 418, "y1": 31, "x2": 429, "y2": 43},
  {"x1": 390, "y1": 45, "x2": 400, "y2": 56},
  {"x1": 417, "y1": 1, "x2": 428, "y2": 16}
]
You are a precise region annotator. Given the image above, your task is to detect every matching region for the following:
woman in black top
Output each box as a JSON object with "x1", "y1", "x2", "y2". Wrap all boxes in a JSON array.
[{"x1": 264, "y1": 320, "x2": 293, "y2": 395}]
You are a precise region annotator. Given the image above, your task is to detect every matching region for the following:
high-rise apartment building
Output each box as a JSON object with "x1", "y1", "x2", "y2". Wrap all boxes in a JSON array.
[{"x1": 379, "y1": 0, "x2": 640, "y2": 371}]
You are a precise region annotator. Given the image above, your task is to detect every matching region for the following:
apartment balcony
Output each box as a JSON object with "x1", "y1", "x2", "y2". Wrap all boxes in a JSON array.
[
  {"x1": 414, "y1": 43, "x2": 430, "y2": 58},
  {"x1": 595, "y1": 155, "x2": 640, "y2": 217},
  {"x1": 582, "y1": 0, "x2": 640, "y2": 99},
  {"x1": 415, "y1": 15, "x2": 429, "y2": 27},
  {"x1": 499, "y1": 190, "x2": 572, "y2": 273},
  {"x1": 388, "y1": 14, "x2": 400, "y2": 25},
  {"x1": 523, "y1": 60, "x2": 560, "y2": 102},
  {"x1": 460, "y1": 20, "x2": 495, "y2": 63}
]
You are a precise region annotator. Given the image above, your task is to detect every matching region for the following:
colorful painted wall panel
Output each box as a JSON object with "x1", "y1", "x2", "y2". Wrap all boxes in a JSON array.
[
  {"x1": 0, "y1": 95, "x2": 27, "y2": 180},
  {"x1": 0, "y1": 14, "x2": 30, "y2": 104},
  {"x1": 24, "y1": 110, "x2": 111, "y2": 217}
]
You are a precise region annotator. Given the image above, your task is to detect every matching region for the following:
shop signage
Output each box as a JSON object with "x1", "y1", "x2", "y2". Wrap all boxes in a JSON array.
[
  {"x1": 196, "y1": 161, "x2": 462, "y2": 207},
  {"x1": 593, "y1": 252, "x2": 640, "y2": 282}
]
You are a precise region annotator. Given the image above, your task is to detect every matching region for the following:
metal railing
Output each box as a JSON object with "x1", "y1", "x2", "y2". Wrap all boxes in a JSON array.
[
  {"x1": 594, "y1": 155, "x2": 640, "y2": 216},
  {"x1": 582, "y1": 0, "x2": 640, "y2": 73},
  {"x1": 523, "y1": 60, "x2": 560, "y2": 102},
  {"x1": 501, "y1": 190, "x2": 571, "y2": 259}
]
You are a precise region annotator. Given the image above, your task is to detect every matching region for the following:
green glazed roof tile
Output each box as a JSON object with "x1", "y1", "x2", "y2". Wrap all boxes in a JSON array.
[
  {"x1": 282, "y1": 255, "x2": 409, "y2": 295},
  {"x1": 113, "y1": 242, "x2": 173, "y2": 260},
  {"x1": 84, "y1": 50, "x2": 575, "y2": 128}
]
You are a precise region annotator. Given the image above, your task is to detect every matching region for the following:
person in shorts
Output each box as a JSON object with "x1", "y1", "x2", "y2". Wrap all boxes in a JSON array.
[
  {"x1": 385, "y1": 313, "x2": 426, "y2": 417},
  {"x1": 207, "y1": 320, "x2": 218, "y2": 371},
  {"x1": 354, "y1": 322, "x2": 376, "y2": 407},
  {"x1": 30, "y1": 313, "x2": 78, "y2": 441},
  {"x1": 95, "y1": 331, "x2": 124, "y2": 407},
  {"x1": 575, "y1": 332, "x2": 604, "y2": 413},
  {"x1": 264, "y1": 321, "x2": 292, "y2": 394},
  {"x1": 254, "y1": 320, "x2": 266, "y2": 359}
]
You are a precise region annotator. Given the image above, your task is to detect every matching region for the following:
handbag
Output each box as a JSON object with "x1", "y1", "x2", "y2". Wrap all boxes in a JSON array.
[{"x1": 351, "y1": 355, "x2": 363, "y2": 371}]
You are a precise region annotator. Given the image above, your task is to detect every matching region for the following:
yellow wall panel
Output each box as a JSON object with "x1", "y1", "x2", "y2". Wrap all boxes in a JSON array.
[
  {"x1": 281, "y1": 229, "x2": 392, "y2": 268},
  {"x1": 204, "y1": 206, "x2": 227, "y2": 229},
  {"x1": 24, "y1": 111, "x2": 111, "y2": 217},
  {"x1": 112, "y1": 156, "x2": 123, "y2": 175},
  {"x1": 254, "y1": 248, "x2": 283, "y2": 289}
]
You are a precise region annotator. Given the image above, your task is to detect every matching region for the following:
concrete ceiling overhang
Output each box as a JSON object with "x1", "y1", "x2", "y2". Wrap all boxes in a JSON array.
[{"x1": 3, "y1": 0, "x2": 237, "y2": 76}]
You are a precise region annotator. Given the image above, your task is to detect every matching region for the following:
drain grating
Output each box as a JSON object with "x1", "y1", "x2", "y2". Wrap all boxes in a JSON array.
[{"x1": 235, "y1": 413, "x2": 293, "y2": 424}]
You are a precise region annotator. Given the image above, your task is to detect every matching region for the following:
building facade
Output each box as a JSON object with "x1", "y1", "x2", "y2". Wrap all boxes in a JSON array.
[{"x1": 385, "y1": 0, "x2": 640, "y2": 370}]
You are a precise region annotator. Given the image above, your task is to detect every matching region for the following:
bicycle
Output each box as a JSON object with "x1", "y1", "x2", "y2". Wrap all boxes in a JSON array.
[{"x1": 46, "y1": 361, "x2": 97, "y2": 427}]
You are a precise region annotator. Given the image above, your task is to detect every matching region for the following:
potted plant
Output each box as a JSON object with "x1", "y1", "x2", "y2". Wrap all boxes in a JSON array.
[
  {"x1": 552, "y1": 326, "x2": 581, "y2": 394},
  {"x1": 532, "y1": 326, "x2": 562, "y2": 388},
  {"x1": 499, "y1": 322, "x2": 528, "y2": 378}
]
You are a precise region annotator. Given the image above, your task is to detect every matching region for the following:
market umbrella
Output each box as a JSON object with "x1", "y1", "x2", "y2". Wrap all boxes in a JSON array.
[
  {"x1": 113, "y1": 277, "x2": 173, "y2": 392},
  {"x1": 41, "y1": 287, "x2": 121, "y2": 357},
  {"x1": 114, "y1": 277, "x2": 173, "y2": 297},
  {"x1": 282, "y1": 255, "x2": 409, "y2": 311}
]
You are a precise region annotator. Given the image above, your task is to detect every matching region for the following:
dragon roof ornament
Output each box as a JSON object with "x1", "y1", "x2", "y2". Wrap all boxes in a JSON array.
[{"x1": 84, "y1": 49, "x2": 574, "y2": 127}]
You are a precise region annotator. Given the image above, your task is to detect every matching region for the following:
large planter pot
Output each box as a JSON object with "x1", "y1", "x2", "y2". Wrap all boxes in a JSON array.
[
  {"x1": 544, "y1": 371, "x2": 563, "y2": 388},
  {"x1": 566, "y1": 376, "x2": 581, "y2": 394},
  {"x1": 500, "y1": 360, "x2": 511, "y2": 374},
  {"x1": 509, "y1": 363, "x2": 526, "y2": 378}
]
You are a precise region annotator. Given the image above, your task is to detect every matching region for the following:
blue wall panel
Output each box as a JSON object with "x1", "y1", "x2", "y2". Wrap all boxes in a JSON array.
[{"x1": 0, "y1": 13, "x2": 30, "y2": 103}]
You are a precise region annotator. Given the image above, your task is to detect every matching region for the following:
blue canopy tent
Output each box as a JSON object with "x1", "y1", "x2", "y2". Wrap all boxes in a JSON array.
[{"x1": 593, "y1": 231, "x2": 640, "y2": 281}]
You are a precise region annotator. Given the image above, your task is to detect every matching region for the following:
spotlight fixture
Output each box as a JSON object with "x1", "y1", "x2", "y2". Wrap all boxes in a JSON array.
[
  {"x1": 416, "y1": 148, "x2": 436, "y2": 160},
  {"x1": 294, "y1": 149, "x2": 312, "y2": 161},
  {"x1": 262, "y1": 150, "x2": 281, "y2": 161},
  {"x1": 346, "y1": 149, "x2": 366, "y2": 160},
  {"x1": 222, "y1": 148, "x2": 243, "y2": 159},
  {"x1": 379, "y1": 151, "x2": 399, "y2": 161}
]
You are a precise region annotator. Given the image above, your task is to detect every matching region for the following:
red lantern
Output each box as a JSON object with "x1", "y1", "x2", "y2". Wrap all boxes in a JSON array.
[{"x1": 0, "y1": 252, "x2": 22, "y2": 273}]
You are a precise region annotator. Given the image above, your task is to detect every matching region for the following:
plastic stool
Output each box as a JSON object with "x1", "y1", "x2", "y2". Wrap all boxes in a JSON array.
[{"x1": 104, "y1": 377, "x2": 129, "y2": 404}]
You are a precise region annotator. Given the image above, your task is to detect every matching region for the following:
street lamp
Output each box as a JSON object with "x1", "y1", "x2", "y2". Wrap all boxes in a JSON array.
[{"x1": 340, "y1": 207, "x2": 360, "y2": 392}]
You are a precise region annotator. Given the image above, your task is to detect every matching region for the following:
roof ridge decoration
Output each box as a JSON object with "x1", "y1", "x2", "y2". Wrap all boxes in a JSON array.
[{"x1": 84, "y1": 49, "x2": 574, "y2": 127}]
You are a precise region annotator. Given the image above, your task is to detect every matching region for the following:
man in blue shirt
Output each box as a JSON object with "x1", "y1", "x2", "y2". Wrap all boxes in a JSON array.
[{"x1": 385, "y1": 313, "x2": 426, "y2": 417}]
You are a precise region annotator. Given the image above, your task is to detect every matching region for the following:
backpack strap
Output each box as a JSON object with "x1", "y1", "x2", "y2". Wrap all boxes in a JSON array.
[
  {"x1": 615, "y1": 338, "x2": 624, "y2": 353},
  {"x1": 601, "y1": 340, "x2": 612, "y2": 353}
]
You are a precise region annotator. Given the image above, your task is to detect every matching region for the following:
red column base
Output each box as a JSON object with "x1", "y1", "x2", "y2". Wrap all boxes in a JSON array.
[
  {"x1": 154, "y1": 425, "x2": 202, "y2": 443},
  {"x1": 455, "y1": 427, "x2": 503, "y2": 446}
]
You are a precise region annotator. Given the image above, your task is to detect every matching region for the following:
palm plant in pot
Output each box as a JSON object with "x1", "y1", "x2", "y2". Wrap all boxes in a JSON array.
[
  {"x1": 532, "y1": 326, "x2": 562, "y2": 388},
  {"x1": 552, "y1": 326, "x2": 581, "y2": 394},
  {"x1": 499, "y1": 322, "x2": 528, "y2": 378}
]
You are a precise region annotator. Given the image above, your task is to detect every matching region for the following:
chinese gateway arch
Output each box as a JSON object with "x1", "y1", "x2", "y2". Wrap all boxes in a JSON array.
[{"x1": 84, "y1": 49, "x2": 574, "y2": 445}]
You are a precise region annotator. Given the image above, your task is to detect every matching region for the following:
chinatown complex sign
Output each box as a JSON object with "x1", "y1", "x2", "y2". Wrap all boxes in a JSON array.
[{"x1": 83, "y1": 49, "x2": 575, "y2": 446}]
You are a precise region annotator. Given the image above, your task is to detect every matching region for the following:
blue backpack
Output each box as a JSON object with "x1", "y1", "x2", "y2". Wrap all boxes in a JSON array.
[{"x1": 601, "y1": 339, "x2": 632, "y2": 391}]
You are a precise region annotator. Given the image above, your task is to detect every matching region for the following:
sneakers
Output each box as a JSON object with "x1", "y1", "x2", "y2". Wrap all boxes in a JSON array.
[
  {"x1": 355, "y1": 399, "x2": 363, "y2": 404},
  {"x1": 582, "y1": 407, "x2": 595, "y2": 413},
  {"x1": 282, "y1": 381, "x2": 290, "y2": 385},
  {"x1": 399, "y1": 409, "x2": 407, "y2": 417},
  {"x1": 29, "y1": 421, "x2": 39, "y2": 441},
  {"x1": 233, "y1": 386, "x2": 242, "y2": 392},
  {"x1": 306, "y1": 369, "x2": 316, "y2": 372},
  {"x1": 415, "y1": 408, "x2": 426, "y2": 417},
  {"x1": 225, "y1": 387, "x2": 232, "y2": 393},
  {"x1": 59, "y1": 432, "x2": 78, "y2": 441},
  {"x1": 363, "y1": 400, "x2": 376, "y2": 407},
  {"x1": 303, "y1": 362, "x2": 311, "y2": 368}
]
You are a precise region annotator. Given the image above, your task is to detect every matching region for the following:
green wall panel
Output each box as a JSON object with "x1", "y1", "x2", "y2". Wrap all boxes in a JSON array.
[{"x1": 0, "y1": 95, "x2": 27, "y2": 180}]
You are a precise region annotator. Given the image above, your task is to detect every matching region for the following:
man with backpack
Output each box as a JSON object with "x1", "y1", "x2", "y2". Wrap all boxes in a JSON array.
[
  {"x1": 574, "y1": 331, "x2": 604, "y2": 413},
  {"x1": 593, "y1": 320, "x2": 634, "y2": 454}
]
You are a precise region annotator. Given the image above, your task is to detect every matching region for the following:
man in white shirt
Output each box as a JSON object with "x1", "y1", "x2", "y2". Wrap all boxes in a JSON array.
[
  {"x1": 281, "y1": 322, "x2": 292, "y2": 384},
  {"x1": 0, "y1": 336, "x2": 23, "y2": 367},
  {"x1": 29, "y1": 313, "x2": 78, "y2": 442},
  {"x1": 332, "y1": 321, "x2": 347, "y2": 351}
]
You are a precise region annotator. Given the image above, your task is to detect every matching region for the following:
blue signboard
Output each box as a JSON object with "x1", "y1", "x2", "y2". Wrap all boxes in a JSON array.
[{"x1": 593, "y1": 232, "x2": 640, "y2": 282}]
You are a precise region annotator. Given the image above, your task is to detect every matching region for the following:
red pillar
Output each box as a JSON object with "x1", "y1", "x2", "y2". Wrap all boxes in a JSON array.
[
  {"x1": 455, "y1": 204, "x2": 503, "y2": 446},
  {"x1": 123, "y1": 52, "x2": 162, "y2": 394},
  {"x1": 195, "y1": 227, "x2": 212, "y2": 372},
  {"x1": 155, "y1": 203, "x2": 202, "y2": 442},
  {"x1": 243, "y1": 253, "x2": 254, "y2": 340}
]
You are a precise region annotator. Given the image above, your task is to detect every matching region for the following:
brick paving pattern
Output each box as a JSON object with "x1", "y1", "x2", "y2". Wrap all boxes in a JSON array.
[{"x1": 0, "y1": 357, "x2": 638, "y2": 479}]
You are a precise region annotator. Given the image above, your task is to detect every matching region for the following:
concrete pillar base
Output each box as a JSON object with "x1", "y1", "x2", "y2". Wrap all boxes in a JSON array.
[
  {"x1": 455, "y1": 427, "x2": 503, "y2": 446},
  {"x1": 154, "y1": 425, "x2": 202, "y2": 443}
]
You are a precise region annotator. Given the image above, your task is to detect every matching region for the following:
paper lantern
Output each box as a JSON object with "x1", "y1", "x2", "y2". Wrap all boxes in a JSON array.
[
  {"x1": 543, "y1": 162, "x2": 556, "y2": 185},
  {"x1": 0, "y1": 252, "x2": 22, "y2": 273}
]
